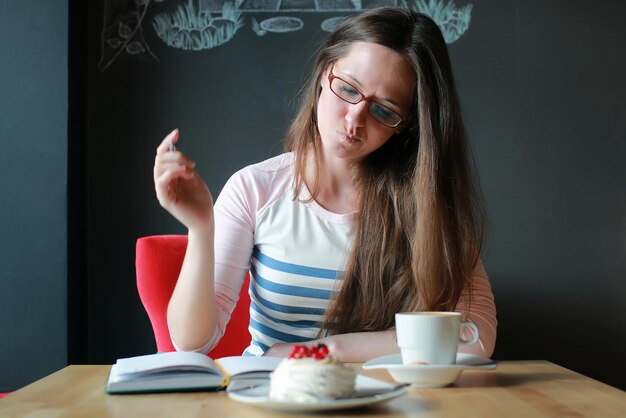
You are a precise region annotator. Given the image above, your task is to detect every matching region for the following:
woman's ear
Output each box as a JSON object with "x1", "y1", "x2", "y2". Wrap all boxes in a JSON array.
[
  {"x1": 320, "y1": 66, "x2": 330, "y2": 89},
  {"x1": 321, "y1": 62, "x2": 336, "y2": 88}
]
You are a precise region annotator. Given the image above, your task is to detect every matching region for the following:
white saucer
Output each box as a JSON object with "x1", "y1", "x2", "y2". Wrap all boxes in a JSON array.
[
  {"x1": 228, "y1": 375, "x2": 407, "y2": 412},
  {"x1": 363, "y1": 353, "x2": 496, "y2": 388}
]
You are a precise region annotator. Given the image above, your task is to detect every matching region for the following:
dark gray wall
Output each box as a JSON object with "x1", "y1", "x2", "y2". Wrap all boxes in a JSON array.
[
  {"x1": 0, "y1": 1, "x2": 68, "y2": 391},
  {"x1": 457, "y1": 1, "x2": 626, "y2": 387},
  {"x1": 83, "y1": 1, "x2": 625, "y2": 390}
]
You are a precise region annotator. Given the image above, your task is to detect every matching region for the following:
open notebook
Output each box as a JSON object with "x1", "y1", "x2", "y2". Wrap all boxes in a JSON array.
[{"x1": 106, "y1": 352, "x2": 282, "y2": 394}]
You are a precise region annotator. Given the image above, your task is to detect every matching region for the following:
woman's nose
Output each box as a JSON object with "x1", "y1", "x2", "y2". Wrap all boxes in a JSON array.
[{"x1": 344, "y1": 100, "x2": 368, "y2": 129}]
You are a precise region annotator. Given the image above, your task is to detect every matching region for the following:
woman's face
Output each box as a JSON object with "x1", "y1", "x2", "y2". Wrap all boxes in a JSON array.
[{"x1": 316, "y1": 41, "x2": 415, "y2": 165}]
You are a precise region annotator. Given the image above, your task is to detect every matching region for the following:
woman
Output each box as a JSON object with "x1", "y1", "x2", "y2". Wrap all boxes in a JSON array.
[{"x1": 153, "y1": 7, "x2": 497, "y2": 362}]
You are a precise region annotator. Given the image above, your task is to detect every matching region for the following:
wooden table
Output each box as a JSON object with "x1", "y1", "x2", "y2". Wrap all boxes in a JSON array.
[{"x1": 0, "y1": 361, "x2": 624, "y2": 417}]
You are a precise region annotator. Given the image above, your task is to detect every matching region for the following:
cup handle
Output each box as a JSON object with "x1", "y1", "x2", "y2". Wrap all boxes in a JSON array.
[{"x1": 459, "y1": 321, "x2": 480, "y2": 345}]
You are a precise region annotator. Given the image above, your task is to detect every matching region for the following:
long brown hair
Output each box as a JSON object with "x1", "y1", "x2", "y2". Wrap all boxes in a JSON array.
[{"x1": 283, "y1": 7, "x2": 486, "y2": 335}]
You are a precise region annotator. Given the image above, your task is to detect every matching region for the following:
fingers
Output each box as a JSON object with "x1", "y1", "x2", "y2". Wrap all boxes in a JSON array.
[
  {"x1": 157, "y1": 129, "x2": 180, "y2": 155},
  {"x1": 155, "y1": 166, "x2": 196, "y2": 205},
  {"x1": 154, "y1": 159, "x2": 195, "y2": 196},
  {"x1": 156, "y1": 152, "x2": 196, "y2": 170},
  {"x1": 154, "y1": 129, "x2": 196, "y2": 179},
  {"x1": 153, "y1": 128, "x2": 201, "y2": 209},
  {"x1": 154, "y1": 154, "x2": 195, "y2": 178}
]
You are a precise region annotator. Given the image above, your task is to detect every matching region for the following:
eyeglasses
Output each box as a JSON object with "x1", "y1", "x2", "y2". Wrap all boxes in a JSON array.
[{"x1": 327, "y1": 67, "x2": 405, "y2": 128}]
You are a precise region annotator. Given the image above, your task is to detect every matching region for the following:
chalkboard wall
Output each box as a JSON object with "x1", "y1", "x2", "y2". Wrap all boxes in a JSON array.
[{"x1": 2, "y1": 0, "x2": 624, "y2": 392}]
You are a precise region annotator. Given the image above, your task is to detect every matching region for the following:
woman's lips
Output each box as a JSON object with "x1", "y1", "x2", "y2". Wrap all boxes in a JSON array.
[{"x1": 339, "y1": 132, "x2": 360, "y2": 143}]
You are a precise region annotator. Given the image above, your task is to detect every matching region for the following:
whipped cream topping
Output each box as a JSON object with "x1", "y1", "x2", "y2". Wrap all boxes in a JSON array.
[{"x1": 269, "y1": 356, "x2": 357, "y2": 402}]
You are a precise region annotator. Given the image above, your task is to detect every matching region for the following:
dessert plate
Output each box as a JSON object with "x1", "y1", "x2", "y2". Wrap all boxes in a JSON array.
[
  {"x1": 227, "y1": 375, "x2": 407, "y2": 412},
  {"x1": 363, "y1": 353, "x2": 497, "y2": 388}
]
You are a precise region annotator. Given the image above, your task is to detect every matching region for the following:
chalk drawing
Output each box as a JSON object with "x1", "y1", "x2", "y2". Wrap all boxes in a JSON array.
[
  {"x1": 99, "y1": 0, "x2": 473, "y2": 71},
  {"x1": 200, "y1": 0, "x2": 473, "y2": 40},
  {"x1": 152, "y1": 0, "x2": 244, "y2": 50},
  {"x1": 411, "y1": 0, "x2": 472, "y2": 43},
  {"x1": 259, "y1": 16, "x2": 304, "y2": 32},
  {"x1": 251, "y1": 17, "x2": 267, "y2": 35},
  {"x1": 321, "y1": 16, "x2": 348, "y2": 32},
  {"x1": 99, "y1": 0, "x2": 161, "y2": 73},
  {"x1": 199, "y1": 0, "x2": 397, "y2": 13}
]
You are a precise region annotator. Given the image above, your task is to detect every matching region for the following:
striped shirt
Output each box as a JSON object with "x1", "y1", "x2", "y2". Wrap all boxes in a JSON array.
[{"x1": 182, "y1": 153, "x2": 355, "y2": 355}]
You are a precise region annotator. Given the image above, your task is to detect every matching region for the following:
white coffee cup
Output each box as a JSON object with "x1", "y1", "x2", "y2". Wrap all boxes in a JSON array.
[{"x1": 395, "y1": 312, "x2": 479, "y2": 365}]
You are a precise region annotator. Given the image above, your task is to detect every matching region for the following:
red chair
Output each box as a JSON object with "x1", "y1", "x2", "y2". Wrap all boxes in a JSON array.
[{"x1": 136, "y1": 235, "x2": 251, "y2": 358}]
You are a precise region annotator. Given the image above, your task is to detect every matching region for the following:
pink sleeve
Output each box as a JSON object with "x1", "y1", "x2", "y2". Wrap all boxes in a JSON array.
[
  {"x1": 176, "y1": 169, "x2": 259, "y2": 354},
  {"x1": 455, "y1": 260, "x2": 497, "y2": 358},
  {"x1": 180, "y1": 157, "x2": 292, "y2": 354}
]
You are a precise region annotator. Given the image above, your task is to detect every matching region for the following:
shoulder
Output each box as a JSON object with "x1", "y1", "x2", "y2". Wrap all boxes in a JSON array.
[
  {"x1": 236, "y1": 152, "x2": 294, "y2": 180},
  {"x1": 227, "y1": 152, "x2": 294, "y2": 192},
  {"x1": 216, "y1": 153, "x2": 294, "y2": 212}
]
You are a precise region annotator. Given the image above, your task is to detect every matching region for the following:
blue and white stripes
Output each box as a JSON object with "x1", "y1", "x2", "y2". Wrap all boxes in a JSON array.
[
  {"x1": 213, "y1": 154, "x2": 355, "y2": 357},
  {"x1": 243, "y1": 248, "x2": 342, "y2": 356}
]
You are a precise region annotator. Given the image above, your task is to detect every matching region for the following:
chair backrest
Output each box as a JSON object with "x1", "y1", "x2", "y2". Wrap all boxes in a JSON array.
[{"x1": 136, "y1": 235, "x2": 251, "y2": 357}]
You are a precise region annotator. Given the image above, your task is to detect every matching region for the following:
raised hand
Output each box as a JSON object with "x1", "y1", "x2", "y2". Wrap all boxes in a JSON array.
[{"x1": 153, "y1": 129, "x2": 214, "y2": 232}]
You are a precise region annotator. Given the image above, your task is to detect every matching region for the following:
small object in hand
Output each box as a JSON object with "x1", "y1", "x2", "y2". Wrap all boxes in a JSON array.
[{"x1": 169, "y1": 139, "x2": 176, "y2": 152}]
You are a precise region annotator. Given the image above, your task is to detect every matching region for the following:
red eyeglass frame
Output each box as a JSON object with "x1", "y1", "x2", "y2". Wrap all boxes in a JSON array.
[{"x1": 327, "y1": 67, "x2": 406, "y2": 128}]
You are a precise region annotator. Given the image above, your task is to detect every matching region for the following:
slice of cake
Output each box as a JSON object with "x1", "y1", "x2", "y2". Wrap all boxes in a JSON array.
[{"x1": 269, "y1": 344, "x2": 356, "y2": 402}]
